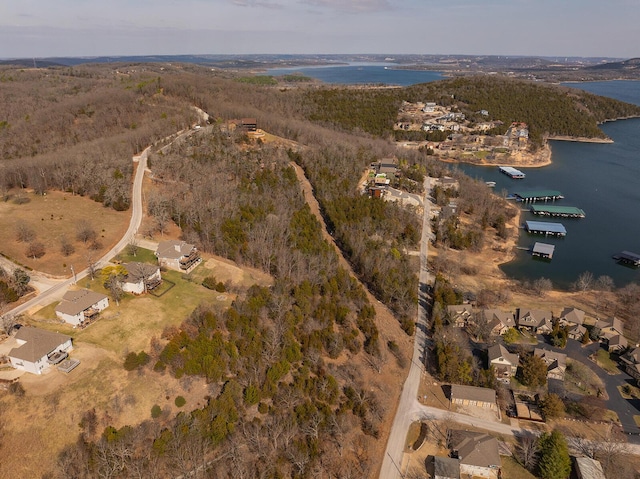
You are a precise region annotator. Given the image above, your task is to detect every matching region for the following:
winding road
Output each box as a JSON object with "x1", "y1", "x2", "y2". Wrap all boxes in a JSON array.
[{"x1": 3, "y1": 148, "x2": 148, "y2": 318}]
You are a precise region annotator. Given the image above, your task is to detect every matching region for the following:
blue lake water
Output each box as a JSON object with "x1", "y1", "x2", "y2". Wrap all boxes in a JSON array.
[
  {"x1": 264, "y1": 64, "x2": 640, "y2": 289},
  {"x1": 264, "y1": 63, "x2": 444, "y2": 86}
]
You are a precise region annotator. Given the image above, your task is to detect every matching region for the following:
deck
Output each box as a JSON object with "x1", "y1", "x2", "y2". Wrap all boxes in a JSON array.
[{"x1": 530, "y1": 205, "x2": 585, "y2": 218}]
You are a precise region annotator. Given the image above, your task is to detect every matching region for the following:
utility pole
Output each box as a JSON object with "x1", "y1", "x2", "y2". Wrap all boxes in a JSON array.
[{"x1": 70, "y1": 265, "x2": 76, "y2": 284}]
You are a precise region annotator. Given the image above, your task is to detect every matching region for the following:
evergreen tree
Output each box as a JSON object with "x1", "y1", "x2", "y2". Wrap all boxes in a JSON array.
[{"x1": 537, "y1": 430, "x2": 571, "y2": 479}]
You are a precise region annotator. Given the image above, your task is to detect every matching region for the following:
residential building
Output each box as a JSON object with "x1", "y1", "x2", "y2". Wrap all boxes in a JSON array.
[
  {"x1": 608, "y1": 334, "x2": 628, "y2": 353},
  {"x1": 121, "y1": 262, "x2": 162, "y2": 294},
  {"x1": 568, "y1": 324, "x2": 587, "y2": 341},
  {"x1": 517, "y1": 308, "x2": 553, "y2": 334},
  {"x1": 450, "y1": 430, "x2": 501, "y2": 478},
  {"x1": 575, "y1": 457, "x2": 606, "y2": 479},
  {"x1": 55, "y1": 289, "x2": 109, "y2": 326},
  {"x1": 450, "y1": 385, "x2": 497, "y2": 410},
  {"x1": 595, "y1": 317, "x2": 627, "y2": 351},
  {"x1": 447, "y1": 304, "x2": 473, "y2": 328},
  {"x1": 534, "y1": 348, "x2": 567, "y2": 381},
  {"x1": 155, "y1": 240, "x2": 201, "y2": 272},
  {"x1": 558, "y1": 307, "x2": 585, "y2": 327},
  {"x1": 487, "y1": 344, "x2": 519, "y2": 382},
  {"x1": 621, "y1": 347, "x2": 640, "y2": 381},
  {"x1": 8, "y1": 327, "x2": 73, "y2": 375},
  {"x1": 479, "y1": 309, "x2": 515, "y2": 336},
  {"x1": 433, "y1": 456, "x2": 460, "y2": 479}
]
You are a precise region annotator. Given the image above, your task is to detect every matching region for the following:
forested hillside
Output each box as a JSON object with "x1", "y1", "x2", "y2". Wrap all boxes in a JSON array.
[{"x1": 300, "y1": 76, "x2": 640, "y2": 146}]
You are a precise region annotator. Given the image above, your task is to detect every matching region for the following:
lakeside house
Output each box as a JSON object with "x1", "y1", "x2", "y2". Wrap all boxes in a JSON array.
[
  {"x1": 55, "y1": 289, "x2": 109, "y2": 327},
  {"x1": 534, "y1": 348, "x2": 567, "y2": 381},
  {"x1": 517, "y1": 308, "x2": 553, "y2": 334},
  {"x1": 447, "y1": 304, "x2": 473, "y2": 328},
  {"x1": 8, "y1": 327, "x2": 73, "y2": 375},
  {"x1": 487, "y1": 344, "x2": 519, "y2": 382}
]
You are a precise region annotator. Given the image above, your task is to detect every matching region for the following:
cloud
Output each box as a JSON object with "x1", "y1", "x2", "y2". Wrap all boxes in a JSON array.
[
  {"x1": 300, "y1": 0, "x2": 392, "y2": 13},
  {"x1": 232, "y1": 0, "x2": 284, "y2": 8}
]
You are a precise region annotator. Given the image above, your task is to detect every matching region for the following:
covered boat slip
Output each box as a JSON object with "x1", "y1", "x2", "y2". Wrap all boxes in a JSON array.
[
  {"x1": 525, "y1": 221, "x2": 567, "y2": 237},
  {"x1": 532, "y1": 242, "x2": 555, "y2": 259},
  {"x1": 530, "y1": 205, "x2": 585, "y2": 218},
  {"x1": 512, "y1": 190, "x2": 564, "y2": 202},
  {"x1": 613, "y1": 251, "x2": 640, "y2": 267},
  {"x1": 498, "y1": 166, "x2": 525, "y2": 179}
]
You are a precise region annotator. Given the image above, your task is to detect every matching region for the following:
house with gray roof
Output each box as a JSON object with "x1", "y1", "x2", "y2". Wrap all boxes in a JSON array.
[
  {"x1": 450, "y1": 430, "x2": 501, "y2": 478},
  {"x1": 479, "y1": 309, "x2": 515, "y2": 336},
  {"x1": 575, "y1": 456, "x2": 606, "y2": 479},
  {"x1": 121, "y1": 262, "x2": 162, "y2": 294},
  {"x1": 447, "y1": 304, "x2": 473, "y2": 328},
  {"x1": 55, "y1": 289, "x2": 109, "y2": 326},
  {"x1": 8, "y1": 327, "x2": 72, "y2": 375},
  {"x1": 155, "y1": 240, "x2": 201, "y2": 272},
  {"x1": 517, "y1": 308, "x2": 553, "y2": 334},
  {"x1": 450, "y1": 384, "x2": 497, "y2": 410},
  {"x1": 534, "y1": 348, "x2": 567, "y2": 381},
  {"x1": 433, "y1": 456, "x2": 460, "y2": 479},
  {"x1": 558, "y1": 307, "x2": 585, "y2": 327},
  {"x1": 488, "y1": 344, "x2": 519, "y2": 382}
]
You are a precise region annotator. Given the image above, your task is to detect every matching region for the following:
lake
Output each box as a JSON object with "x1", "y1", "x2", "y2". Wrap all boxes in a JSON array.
[
  {"x1": 264, "y1": 63, "x2": 444, "y2": 86},
  {"x1": 266, "y1": 64, "x2": 640, "y2": 289}
]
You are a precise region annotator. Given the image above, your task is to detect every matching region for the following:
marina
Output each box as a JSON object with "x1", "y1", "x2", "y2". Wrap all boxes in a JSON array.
[
  {"x1": 498, "y1": 166, "x2": 526, "y2": 179},
  {"x1": 513, "y1": 190, "x2": 564, "y2": 202},
  {"x1": 613, "y1": 251, "x2": 640, "y2": 267},
  {"x1": 525, "y1": 221, "x2": 567, "y2": 237},
  {"x1": 530, "y1": 205, "x2": 585, "y2": 218},
  {"x1": 532, "y1": 242, "x2": 555, "y2": 260}
]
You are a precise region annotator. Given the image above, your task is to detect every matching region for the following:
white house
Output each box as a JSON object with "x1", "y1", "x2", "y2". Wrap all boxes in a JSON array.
[
  {"x1": 9, "y1": 327, "x2": 73, "y2": 375},
  {"x1": 155, "y1": 240, "x2": 201, "y2": 272},
  {"x1": 487, "y1": 343, "x2": 519, "y2": 382},
  {"x1": 55, "y1": 289, "x2": 109, "y2": 326},
  {"x1": 121, "y1": 262, "x2": 162, "y2": 294}
]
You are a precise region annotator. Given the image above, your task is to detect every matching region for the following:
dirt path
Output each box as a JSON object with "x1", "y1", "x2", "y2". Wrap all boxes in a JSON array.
[{"x1": 290, "y1": 161, "x2": 413, "y2": 476}]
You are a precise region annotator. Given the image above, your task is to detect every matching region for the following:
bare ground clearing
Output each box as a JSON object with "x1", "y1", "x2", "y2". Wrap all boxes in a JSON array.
[{"x1": 0, "y1": 189, "x2": 129, "y2": 277}]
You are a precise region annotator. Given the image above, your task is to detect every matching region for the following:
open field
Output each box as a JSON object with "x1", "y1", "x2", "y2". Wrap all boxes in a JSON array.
[{"x1": 0, "y1": 189, "x2": 129, "y2": 277}]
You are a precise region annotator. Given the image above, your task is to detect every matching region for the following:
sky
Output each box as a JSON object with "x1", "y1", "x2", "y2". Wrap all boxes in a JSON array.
[{"x1": 0, "y1": 0, "x2": 638, "y2": 59}]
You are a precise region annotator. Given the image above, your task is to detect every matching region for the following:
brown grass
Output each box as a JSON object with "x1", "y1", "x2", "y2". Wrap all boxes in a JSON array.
[{"x1": 0, "y1": 189, "x2": 129, "y2": 277}]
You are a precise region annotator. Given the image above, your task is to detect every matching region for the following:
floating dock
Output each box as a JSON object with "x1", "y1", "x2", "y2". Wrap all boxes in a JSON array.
[
  {"x1": 499, "y1": 166, "x2": 525, "y2": 179},
  {"x1": 613, "y1": 251, "x2": 640, "y2": 267},
  {"x1": 525, "y1": 221, "x2": 567, "y2": 237},
  {"x1": 532, "y1": 242, "x2": 555, "y2": 259},
  {"x1": 530, "y1": 205, "x2": 585, "y2": 218},
  {"x1": 513, "y1": 190, "x2": 564, "y2": 202}
]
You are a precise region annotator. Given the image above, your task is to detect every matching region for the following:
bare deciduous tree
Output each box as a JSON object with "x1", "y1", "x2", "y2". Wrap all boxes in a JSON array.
[
  {"x1": 26, "y1": 241, "x2": 45, "y2": 259},
  {"x1": 76, "y1": 220, "x2": 97, "y2": 245},
  {"x1": 16, "y1": 224, "x2": 36, "y2": 243}
]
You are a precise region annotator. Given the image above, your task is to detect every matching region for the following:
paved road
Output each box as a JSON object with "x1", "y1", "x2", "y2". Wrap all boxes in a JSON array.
[
  {"x1": 380, "y1": 177, "x2": 434, "y2": 479},
  {"x1": 537, "y1": 338, "x2": 640, "y2": 438},
  {"x1": 3, "y1": 148, "x2": 148, "y2": 318}
]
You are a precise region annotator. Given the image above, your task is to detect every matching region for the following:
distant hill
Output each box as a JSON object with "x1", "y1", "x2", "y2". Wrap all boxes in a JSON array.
[
  {"x1": 0, "y1": 59, "x2": 66, "y2": 68},
  {"x1": 587, "y1": 57, "x2": 640, "y2": 71}
]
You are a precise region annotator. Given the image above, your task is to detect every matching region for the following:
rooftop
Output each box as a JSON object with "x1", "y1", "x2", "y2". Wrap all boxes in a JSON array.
[
  {"x1": 525, "y1": 221, "x2": 567, "y2": 235},
  {"x1": 450, "y1": 384, "x2": 496, "y2": 404},
  {"x1": 55, "y1": 289, "x2": 108, "y2": 316},
  {"x1": 530, "y1": 204, "x2": 585, "y2": 216},
  {"x1": 9, "y1": 327, "x2": 71, "y2": 363}
]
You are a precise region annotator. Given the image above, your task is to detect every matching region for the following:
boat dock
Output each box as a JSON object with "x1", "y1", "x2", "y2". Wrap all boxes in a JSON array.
[
  {"x1": 530, "y1": 205, "x2": 585, "y2": 218},
  {"x1": 513, "y1": 190, "x2": 564, "y2": 202},
  {"x1": 613, "y1": 251, "x2": 640, "y2": 267},
  {"x1": 499, "y1": 166, "x2": 526, "y2": 179},
  {"x1": 525, "y1": 221, "x2": 567, "y2": 237},
  {"x1": 532, "y1": 242, "x2": 555, "y2": 259}
]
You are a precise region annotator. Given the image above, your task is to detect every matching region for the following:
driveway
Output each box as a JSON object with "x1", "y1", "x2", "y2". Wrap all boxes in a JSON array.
[{"x1": 537, "y1": 338, "x2": 640, "y2": 439}]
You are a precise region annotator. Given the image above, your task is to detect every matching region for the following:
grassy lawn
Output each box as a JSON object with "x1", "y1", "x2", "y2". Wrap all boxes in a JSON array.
[
  {"x1": 565, "y1": 359, "x2": 605, "y2": 396},
  {"x1": 405, "y1": 421, "x2": 422, "y2": 449},
  {"x1": 595, "y1": 349, "x2": 620, "y2": 375},
  {"x1": 0, "y1": 189, "x2": 129, "y2": 276},
  {"x1": 500, "y1": 456, "x2": 537, "y2": 479},
  {"x1": 619, "y1": 383, "x2": 640, "y2": 399},
  {"x1": 113, "y1": 246, "x2": 157, "y2": 264},
  {"x1": 31, "y1": 266, "x2": 233, "y2": 356}
]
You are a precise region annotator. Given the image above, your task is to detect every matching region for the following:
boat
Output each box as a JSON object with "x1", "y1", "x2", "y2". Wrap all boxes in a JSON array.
[{"x1": 485, "y1": 181, "x2": 496, "y2": 188}]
